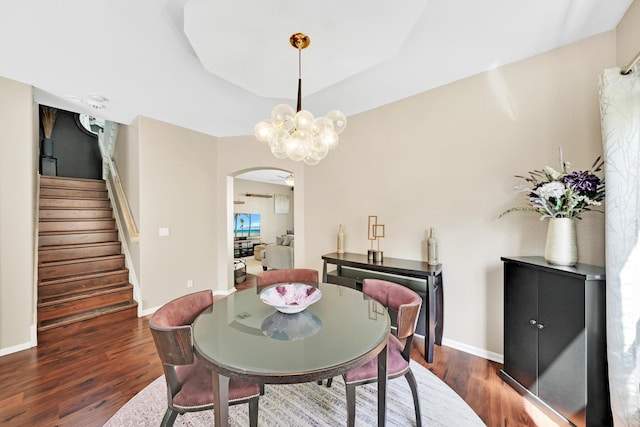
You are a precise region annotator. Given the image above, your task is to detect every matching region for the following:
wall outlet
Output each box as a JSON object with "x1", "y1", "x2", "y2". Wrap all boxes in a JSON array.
[
  {"x1": 187, "y1": 279, "x2": 193, "y2": 288},
  {"x1": 159, "y1": 227, "x2": 169, "y2": 237}
]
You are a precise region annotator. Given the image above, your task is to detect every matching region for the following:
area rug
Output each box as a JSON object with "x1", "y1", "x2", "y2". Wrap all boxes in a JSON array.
[{"x1": 104, "y1": 361, "x2": 485, "y2": 426}]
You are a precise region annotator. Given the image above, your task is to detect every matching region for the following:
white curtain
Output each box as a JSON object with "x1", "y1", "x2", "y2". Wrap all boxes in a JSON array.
[{"x1": 599, "y1": 64, "x2": 640, "y2": 426}]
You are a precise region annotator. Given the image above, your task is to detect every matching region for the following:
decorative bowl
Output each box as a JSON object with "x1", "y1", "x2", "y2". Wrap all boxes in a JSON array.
[{"x1": 259, "y1": 283, "x2": 322, "y2": 314}]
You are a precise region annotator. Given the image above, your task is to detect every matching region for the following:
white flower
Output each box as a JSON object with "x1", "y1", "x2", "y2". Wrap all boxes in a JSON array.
[{"x1": 535, "y1": 181, "x2": 565, "y2": 199}]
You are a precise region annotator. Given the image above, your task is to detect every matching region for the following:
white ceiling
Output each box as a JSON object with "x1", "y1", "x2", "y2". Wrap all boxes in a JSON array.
[{"x1": 0, "y1": 1, "x2": 632, "y2": 138}]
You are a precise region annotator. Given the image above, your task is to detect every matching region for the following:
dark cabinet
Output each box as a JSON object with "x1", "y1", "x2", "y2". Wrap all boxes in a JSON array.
[{"x1": 500, "y1": 257, "x2": 611, "y2": 427}]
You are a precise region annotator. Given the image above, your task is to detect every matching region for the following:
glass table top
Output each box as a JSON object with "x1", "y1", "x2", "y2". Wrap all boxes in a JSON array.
[{"x1": 193, "y1": 283, "x2": 390, "y2": 378}]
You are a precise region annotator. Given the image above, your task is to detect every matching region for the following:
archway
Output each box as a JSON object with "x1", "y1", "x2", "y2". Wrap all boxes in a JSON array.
[{"x1": 230, "y1": 168, "x2": 295, "y2": 283}]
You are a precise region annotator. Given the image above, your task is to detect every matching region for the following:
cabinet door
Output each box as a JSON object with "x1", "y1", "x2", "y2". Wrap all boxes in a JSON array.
[
  {"x1": 538, "y1": 270, "x2": 586, "y2": 426},
  {"x1": 504, "y1": 263, "x2": 539, "y2": 392}
]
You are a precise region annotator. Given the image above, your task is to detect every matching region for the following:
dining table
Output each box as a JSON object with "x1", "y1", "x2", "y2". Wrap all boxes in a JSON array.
[{"x1": 192, "y1": 282, "x2": 391, "y2": 426}]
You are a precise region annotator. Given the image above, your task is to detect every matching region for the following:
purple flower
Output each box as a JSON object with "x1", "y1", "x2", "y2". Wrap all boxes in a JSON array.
[{"x1": 562, "y1": 171, "x2": 601, "y2": 198}]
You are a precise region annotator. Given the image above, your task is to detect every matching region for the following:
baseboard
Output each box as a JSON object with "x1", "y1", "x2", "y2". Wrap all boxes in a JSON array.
[
  {"x1": 0, "y1": 340, "x2": 34, "y2": 357},
  {"x1": 442, "y1": 337, "x2": 504, "y2": 364}
]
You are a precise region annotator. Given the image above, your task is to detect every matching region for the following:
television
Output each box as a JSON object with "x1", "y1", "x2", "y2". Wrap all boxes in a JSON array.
[{"x1": 234, "y1": 213, "x2": 261, "y2": 239}]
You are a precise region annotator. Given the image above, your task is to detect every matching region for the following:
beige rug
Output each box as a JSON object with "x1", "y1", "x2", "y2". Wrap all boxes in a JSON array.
[{"x1": 104, "y1": 361, "x2": 485, "y2": 426}]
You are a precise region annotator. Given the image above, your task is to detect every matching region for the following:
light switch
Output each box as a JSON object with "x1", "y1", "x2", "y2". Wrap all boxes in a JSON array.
[{"x1": 159, "y1": 227, "x2": 169, "y2": 237}]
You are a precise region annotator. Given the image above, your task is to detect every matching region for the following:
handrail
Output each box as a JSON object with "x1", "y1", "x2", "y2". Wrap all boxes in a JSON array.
[
  {"x1": 97, "y1": 123, "x2": 139, "y2": 242},
  {"x1": 108, "y1": 159, "x2": 139, "y2": 242}
]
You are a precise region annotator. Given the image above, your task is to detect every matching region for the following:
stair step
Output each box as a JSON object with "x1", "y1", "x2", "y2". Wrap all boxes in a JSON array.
[
  {"x1": 38, "y1": 242, "x2": 122, "y2": 264},
  {"x1": 38, "y1": 255, "x2": 125, "y2": 280},
  {"x1": 38, "y1": 284, "x2": 134, "y2": 322},
  {"x1": 39, "y1": 218, "x2": 116, "y2": 233},
  {"x1": 36, "y1": 176, "x2": 136, "y2": 339},
  {"x1": 39, "y1": 196, "x2": 111, "y2": 209},
  {"x1": 38, "y1": 269, "x2": 130, "y2": 299},
  {"x1": 37, "y1": 300, "x2": 137, "y2": 333},
  {"x1": 39, "y1": 230, "x2": 119, "y2": 247},
  {"x1": 39, "y1": 207, "x2": 113, "y2": 220},
  {"x1": 40, "y1": 176, "x2": 106, "y2": 191},
  {"x1": 40, "y1": 187, "x2": 108, "y2": 199}
]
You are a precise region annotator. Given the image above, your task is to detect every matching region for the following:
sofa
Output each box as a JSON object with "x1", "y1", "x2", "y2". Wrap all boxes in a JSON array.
[{"x1": 261, "y1": 234, "x2": 294, "y2": 270}]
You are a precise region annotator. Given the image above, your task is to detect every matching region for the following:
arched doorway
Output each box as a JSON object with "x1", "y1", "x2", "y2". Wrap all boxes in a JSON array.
[{"x1": 231, "y1": 168, "x2": 295, "y2": 281}]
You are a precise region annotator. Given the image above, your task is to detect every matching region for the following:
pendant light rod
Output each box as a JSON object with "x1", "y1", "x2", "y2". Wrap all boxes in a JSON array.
[
  {"x1": 290, "y1": 33, "x2": 309, "y2": 112},
  {"x1": 297, "y1": 48, "x2": 302, "y2": 112}
]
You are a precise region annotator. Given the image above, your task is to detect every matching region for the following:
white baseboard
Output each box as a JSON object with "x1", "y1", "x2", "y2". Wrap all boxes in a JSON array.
[
  {"x1": 442, "y1": 337, "x2": 504, "y2": 364},
  {"x1": 0, "y1": 340, "x2": 34, "y2": 357}
]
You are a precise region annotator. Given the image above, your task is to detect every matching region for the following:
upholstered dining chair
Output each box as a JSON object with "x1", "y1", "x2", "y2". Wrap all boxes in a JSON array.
[
  {"x1": 149, "y1": 290, "x2": 260, "y2": 427},
  {"x1": 332, "y1": 278, "x2": 423, "y2": 427},
  {"x1": 256, "y1": 268, "x2": 319, "y2": 288}
]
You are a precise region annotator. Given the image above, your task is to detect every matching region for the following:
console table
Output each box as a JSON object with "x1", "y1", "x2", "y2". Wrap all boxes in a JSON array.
[
  {"x1": 234, "y1": 239, "x2": 259, "y2": 258},
  {"x1": 322, "y1": 252, "x2": 443, "y2": 363}
]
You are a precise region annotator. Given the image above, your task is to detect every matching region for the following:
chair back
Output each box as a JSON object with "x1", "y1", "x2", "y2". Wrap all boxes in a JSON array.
[
  {"x1": 149, "y1": 290, "x2": 213, "y2": 366},
  {"x1": 362, "y1": 279, "x2": 422, "y2": 357},
  {"x1": 257, "y1": 268, "x2": 318, "y2": 287}
]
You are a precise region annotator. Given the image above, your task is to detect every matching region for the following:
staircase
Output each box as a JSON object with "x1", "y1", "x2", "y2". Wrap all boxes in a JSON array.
[{"x1": 37, "y1": 176, "x2": 137, "y2": 341}]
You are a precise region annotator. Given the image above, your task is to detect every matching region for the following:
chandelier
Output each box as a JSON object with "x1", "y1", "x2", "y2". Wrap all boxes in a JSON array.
[{"x1": 254, "y1": 33, "x2": 347, "y2": 165}]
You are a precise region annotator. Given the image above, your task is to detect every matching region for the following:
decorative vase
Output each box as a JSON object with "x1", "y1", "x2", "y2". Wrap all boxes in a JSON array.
[
  {"x1": 427, "y1": 227, "x2": 438, "y2": 265},
  {"x1": 544, "y1": 218, "x2": 578, "y2": 266},
  {"x1": 337, "y1": 224, "x2": 344, "y2": 254},
  {"x1": 42, "y1": 137, "x2": 54, "y2": 157}
]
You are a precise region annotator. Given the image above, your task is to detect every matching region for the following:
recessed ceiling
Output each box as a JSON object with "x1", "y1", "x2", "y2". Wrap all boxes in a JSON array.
[
  {"x1": 0, "y1": 0, "x2": 632, "y2": 138},
  {"x1": 183, "y1": 0, "x2": 427, "y2": 98}
]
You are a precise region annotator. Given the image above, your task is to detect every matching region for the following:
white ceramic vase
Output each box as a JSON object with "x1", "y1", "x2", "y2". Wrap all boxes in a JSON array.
[{"x1": 544, "y1": 218, "x2": 578, "y2": 266}]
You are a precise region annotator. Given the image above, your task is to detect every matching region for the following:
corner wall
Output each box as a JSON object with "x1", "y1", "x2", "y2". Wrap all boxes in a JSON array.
[{"x1": 0, "y1": 77, "x2": 37, "y2": 353}]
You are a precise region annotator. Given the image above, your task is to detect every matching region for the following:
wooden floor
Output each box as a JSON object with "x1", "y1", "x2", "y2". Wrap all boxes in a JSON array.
[{"x1": 0, "y1": 298, "x2": 558, "y2": 426}]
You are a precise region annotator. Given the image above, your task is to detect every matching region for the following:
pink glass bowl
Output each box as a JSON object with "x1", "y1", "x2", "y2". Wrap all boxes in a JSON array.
[{"x1": 260, "y1": 284, "x2": 322, "y2": 314}]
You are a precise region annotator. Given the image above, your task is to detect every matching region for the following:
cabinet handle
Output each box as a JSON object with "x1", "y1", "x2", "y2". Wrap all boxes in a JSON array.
[
  {"x1": 537, "y1": 323, "x2": 545, "y2": 330},
  {"x1": 529, "y1": 319, "x2": 537, "y2": 325}
]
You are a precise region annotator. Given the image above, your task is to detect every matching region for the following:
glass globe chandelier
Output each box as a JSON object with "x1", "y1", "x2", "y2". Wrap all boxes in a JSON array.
[{"x1": 254, "y1": 33, "x2": 347, "y2": 165}]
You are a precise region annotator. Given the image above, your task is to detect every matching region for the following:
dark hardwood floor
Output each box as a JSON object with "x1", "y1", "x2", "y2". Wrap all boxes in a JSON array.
[{"x1": 0, "y1": 287, "x2": 557, "y2": 426}]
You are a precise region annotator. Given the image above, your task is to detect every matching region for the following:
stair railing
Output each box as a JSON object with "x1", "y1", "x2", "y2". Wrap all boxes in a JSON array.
[
  {"x1": 97, "y1": 121, "x2": 141, "y2": 313},
  {"x1": 98, "y1": 122, "x2": 139, "y2": 242}
]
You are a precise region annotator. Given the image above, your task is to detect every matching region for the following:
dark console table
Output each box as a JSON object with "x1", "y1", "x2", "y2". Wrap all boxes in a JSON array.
[{"x1": 322, "y1": 252, "x2": 443, "y2": 363}]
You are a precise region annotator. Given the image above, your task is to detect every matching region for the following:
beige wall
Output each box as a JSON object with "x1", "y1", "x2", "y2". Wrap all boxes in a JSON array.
[
  {"x1": 617, "y1": 0, "x2": 640, "y2": 67},
  {"x1": 303, "y1": 32, "x2": 614, "y2": 358},
  {"x1": 133, "y1": 117, "x2": 219, "y2": 309},
  {"x1": 0, "y1": 77, "x2": 37, "y2": 352}
]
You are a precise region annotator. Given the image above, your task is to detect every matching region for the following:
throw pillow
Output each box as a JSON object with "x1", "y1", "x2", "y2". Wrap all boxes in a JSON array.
[
  {"x1": 276, "y1": 236, "x2": 284, "y2": 245},
  {"x1": 282, "y1": 235, "x2": 293, "y2": 246}
]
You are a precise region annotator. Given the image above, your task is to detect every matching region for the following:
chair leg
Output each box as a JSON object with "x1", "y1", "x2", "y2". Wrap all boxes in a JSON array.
[
  {"x1": 248, "y1": 397, "x2": 259, "y2": 427},
  {"x1": 161, "y1": 408, "x2": 179, "y2": 427},
  {"x1": 326, "y1": 377, "x2": 333, "y2": 388},
  {"x1": 260, "y1": 384, "x2": 265, "y2": 395},
  {"x1": 405, "y1": 369, "x2": 422, "y2": 427},
  {"x1": 345, "y1": 382, "x2": 357, "y2": 427}
]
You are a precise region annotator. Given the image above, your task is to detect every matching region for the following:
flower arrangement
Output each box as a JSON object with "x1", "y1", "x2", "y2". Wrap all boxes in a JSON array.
[{"x1": 501, "y1": 151, "x2": 605, "y2": 220}]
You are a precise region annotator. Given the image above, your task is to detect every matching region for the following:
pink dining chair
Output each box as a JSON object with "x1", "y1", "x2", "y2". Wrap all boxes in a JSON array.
[
  {"x1": 256, "y1": 268, "x2": 318, "y2": 288},
  {"x1": 333, "y1": 278, "x2": 423, "y2": 427},
  {"x1": 149, "y1": 290, "x2": 260, "y2": 427}
]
